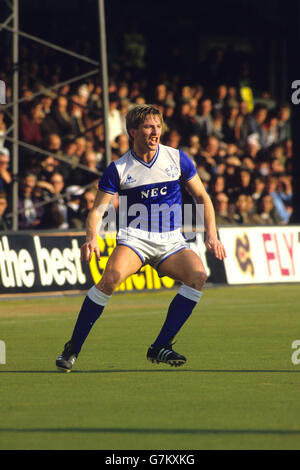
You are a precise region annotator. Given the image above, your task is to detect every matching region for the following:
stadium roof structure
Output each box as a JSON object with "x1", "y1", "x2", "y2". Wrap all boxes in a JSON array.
[{"x1": 0, "y1": 0, "x2": 111, "y2": 230}]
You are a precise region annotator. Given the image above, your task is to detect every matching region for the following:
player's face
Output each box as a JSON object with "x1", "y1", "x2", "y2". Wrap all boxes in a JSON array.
[{"x1": 132, "y1": 114, "x2": 162, "y2": 154}]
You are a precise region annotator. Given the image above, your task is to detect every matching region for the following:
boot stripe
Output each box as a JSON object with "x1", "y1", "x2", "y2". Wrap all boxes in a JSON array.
[
  {"x1": 164, "y1": 350, "x2": 173, "y2": 360},
  {"x1": 157, "y1": 348, "x2": 166, "y2": 360}
]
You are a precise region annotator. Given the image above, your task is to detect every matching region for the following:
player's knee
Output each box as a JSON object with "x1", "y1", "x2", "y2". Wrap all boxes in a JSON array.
[
  {"x1": 187, "y1": 270, "x2": 208, "y2": 290},
  {"x1": 97, "y1": 269, "x2": 121, "y2": 295}
]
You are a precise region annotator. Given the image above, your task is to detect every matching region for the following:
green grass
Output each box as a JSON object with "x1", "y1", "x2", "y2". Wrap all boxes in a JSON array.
[{"x1": 0, "y1": 284, "x2": 300, "y2": 450}]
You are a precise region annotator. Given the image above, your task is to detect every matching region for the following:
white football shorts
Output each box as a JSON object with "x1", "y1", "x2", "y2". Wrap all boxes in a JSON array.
[{"x1": 116, "y1": 227, "x2": 190, "y2": 271}]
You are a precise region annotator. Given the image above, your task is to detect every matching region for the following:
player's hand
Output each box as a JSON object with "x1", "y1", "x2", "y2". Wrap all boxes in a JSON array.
[
  {"x1": 205, "y1": 237, "x2": 227, "y2": 261},
  {"x1": 80, "y1": 239, "x2": 100, "y2": 263}
]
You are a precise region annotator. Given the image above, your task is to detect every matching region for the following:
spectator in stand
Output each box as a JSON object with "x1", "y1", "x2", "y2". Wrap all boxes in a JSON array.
[
  {"x1": 239, "y1": 100, "x2": 250, "y2": 118},
  {"x1": 236, "y1": 168, "x2": 253, "y2": 196},
  {"x1": 172, "y1": 100, "x2": 195, "y2": 146},
  {"x1": 163, "y1": 99, "x2": 177, "y2": 131},
  {"x1": 213, "y1": 192, "x2": 234, "y2": 225},
  {"x1": 211, "y1": 109, "x2": 225, "y2": 141},
  {"x1": 41, "y1": 95, "x2": 76, "y2": 138},
  {"x1": 19, "y1": 86, "x2": 34, "y2": 113},
  {"x1": 65, "y1": 185, "x2": 85, "y2": 214},
  {"x1": 129, "y1": 81, "x2": 143, "y2": 102},
  {"x1": 245, "y1": 104, "x2": 268, "y2": 148},
  {"x1": 226, "y1": 142, "x2": 240, "y2": 157},
  {"x1": 88, "y1": 81, "x2": 102, "y2": 118},
  {"x1": 0, "y1": 148, "x2": 12, "y2": 193},
  {"x1": 40, "y1": 202, "x2": 65, "y2": 229},
  {"x1": 187, "y1": 98, "x2": 202, "y2": 136},
  {"x1": 133, "y1": 95, "x2": 146, "y2": 105},
  {"x1": 0, "y1": 110, "x2": 7, "y2": 150},
  {"x1": 35, "y1": 172, "x2": 71, "y2": 229},
  {"x1": 117, "y1": 82, "x2": 130, "y2": 103},
  {"x1": 236, "y1": 100, "x2": 251, "y2": 147},
  {"x1": 192, "y1": 84, "x2": 204, "y2": 102},
  {"x1": 48, "y1": 172, "x2": 72, "y2": 229},
  {"x1": 112, "y1": 133, "x2": 130, "y2": 161},
  {"x1": 43, "y1": 133, "x2": 72, "y2": 181},
  {"x1": 244, "y1": 134, "x2": 262, "y2": 159},
  {"x1": 231, "y1": 193, "x2": 253, "y2": 225},
  {"x1": 40, "y1": 93, "x2": 54, "y2": 116},
  {"x1": 0, "y1": 190, "x2": 10, "y2": 231},
  {"x1": 226, "y1": 86, "x2": 239, "y2": 103},
  {"x1": 277, "y1": 174, "x2": 293, "y2": 206},
  {"x1": 283, "y1": 138, "x2": 293, "y2": 159},
  {"x1": 223, "y1": 102, "x2": 240, "y2": 143},
  {"x1": 57, "y1": 83, "x2": 70, "y2": 97},
  {"x1": 246, "y1": 194, "x2": 256, "y2": 218},
  {"x1": 197, "y1": 135, "x2": 222, "y2": 170},
  {"x1": 68, "y1": 149, "x2": 100, "y2": 188},
  {"x1": 251, "y1": 194, "x2": 281, "y2": 225},
  {"x1": 154, "y1": 83, "x2": 167, "y2": 105},
  {"x1": 264, "y1": 175, "x2": 293, "y2": 224},
  {"x1": 77, "y1": 84, "x2": 90, "y2": 108},
  {"x1": 269, "y1": 143, "x2": 286, "y2": 167},
  {"x1": 257, "y1": 159, "x2": 271, "y2": 178},
  {"x1": 195, "y1": 97, "x2": 214, "y2": 139},
  {"x1": 39, "y1": 155, "x2": 60, "y2": 182},
  {"x1": 263, "y1": 110, "x2": 279, "y2": 147},
  {"x1": 69, "y1": 188, "x2": 97, "y2": 228},
  {"x1": 215, "y1": 157, "x2": 227, "y2": 176},
  {"x1": 18, "y1": 174, "x2": 44, "y2": 229},
  {"x1": 61, "y1": 138, "x2": 80, "y2": 170},
  {"x1": 277, "y1": 104, "x2": 291, "y2": 142},
  {"x1": 74, "y1": 136, "x2": 87, "y2": 160},
  {"x1": 196, "y1": 167, "x2": 211, "y2": 191},
  {"x1": 82, "y1": 150, "x2": 100, "y2": 177},
  {"x1": 224, "y1": 156, "x2": 241, "y2": 196},
  {"x1": 251, "y1": 175, "x2": 266, "y2": 210},
  {"x1": 69, "y1": 94, "x2": 87, "y2": 136},
  {"x1": 181, "y1": 134, "x2": 201, "y2": 164},
  {"x1": 209, "y1": 174, "x2": 226, "y2": 198},
  {"x1": 162, "y1": 129, "x2": 182, "y2": 149},
  {"x1": 44, "y1": 133, "x2": 62, "y2": 154},
  {"x1": 20, "y1": 99, "x2": 44, "y2": 147},
  {"x1": 107, "y1": 93, "x2": 123, "y2": 145},
  {"x1": 119, "y1": 99, "x2": 131, "y2": 136},
  {"x1": 179, "y1": 85, "x2": 193, "y2": 103},
  {"x1": 241, "y1": 155, "x2": 256, "y2": 172},
  {"x1": 212, "y1": 84, "x2": 227, "y2": 111},
  {"x1": 270, "y1": 157, "x2": 285, "y2": 174}
]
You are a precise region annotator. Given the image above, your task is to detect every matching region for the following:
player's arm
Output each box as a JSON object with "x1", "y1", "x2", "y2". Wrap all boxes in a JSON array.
[
  {"x1": 81, "y1": 189, "x2": 114, "y2": 263},
  {"x1": 185, "y1": 174, "x2": 226, "y2": 260}
]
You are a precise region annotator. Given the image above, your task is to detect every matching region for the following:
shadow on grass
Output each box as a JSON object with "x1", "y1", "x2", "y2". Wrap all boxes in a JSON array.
[
  {"x1": 0, "y1": 427, "x2": 299, "y2": 435},
  {"x1": 0, "y1": 369, "x2": 300, "y2": 374}
]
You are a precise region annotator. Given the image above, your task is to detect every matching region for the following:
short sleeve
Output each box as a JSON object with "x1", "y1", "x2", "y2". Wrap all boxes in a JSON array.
[
  {"x1": 98, "y1": 162, "x2": 120, "y2": 194},
  {"x1": 179, "y1": 150, "x2": 197, "y2": 183}
]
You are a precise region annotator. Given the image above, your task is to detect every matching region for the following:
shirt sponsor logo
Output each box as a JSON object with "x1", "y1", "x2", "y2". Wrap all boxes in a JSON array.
[{"x1": 140, "y1": 186, "x2": 167, "y2": 199}]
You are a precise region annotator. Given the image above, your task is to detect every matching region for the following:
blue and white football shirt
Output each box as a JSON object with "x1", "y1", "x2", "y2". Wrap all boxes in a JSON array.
[{"x1": 98, "y1": 144, "x2": 196, "y2": 234}]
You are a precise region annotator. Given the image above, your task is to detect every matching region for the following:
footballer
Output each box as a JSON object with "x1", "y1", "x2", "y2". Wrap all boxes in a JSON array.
[{"x1": 56, "y1": 104, "x2": 226, "y2": 372}]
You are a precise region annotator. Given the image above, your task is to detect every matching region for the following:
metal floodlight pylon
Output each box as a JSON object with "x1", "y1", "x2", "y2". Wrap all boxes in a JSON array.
[{"x1": 0, "y1": 0, "x2": 111, "y2": 230}]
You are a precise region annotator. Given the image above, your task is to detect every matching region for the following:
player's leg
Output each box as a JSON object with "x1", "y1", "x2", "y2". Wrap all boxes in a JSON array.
[
  {"x1": 69, "y1": 245, "x2": 143, "y2": 352},
  {"x1": 147, "y1": 248, "x2": 207, "y2": 366},
  {"x1": 56, "y1": 245, "x2": 142, "y2": 371}
]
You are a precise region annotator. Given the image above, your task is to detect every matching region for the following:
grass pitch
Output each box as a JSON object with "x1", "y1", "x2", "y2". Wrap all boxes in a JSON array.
[{"x1": 0, "y1": 284, "x2": 300, "y2": 450}]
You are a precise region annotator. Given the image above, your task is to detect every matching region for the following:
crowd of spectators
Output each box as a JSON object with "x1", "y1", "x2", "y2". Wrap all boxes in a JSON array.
[{"x1": 0, "y1": 43, "x2": 294, "y2": 231}]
